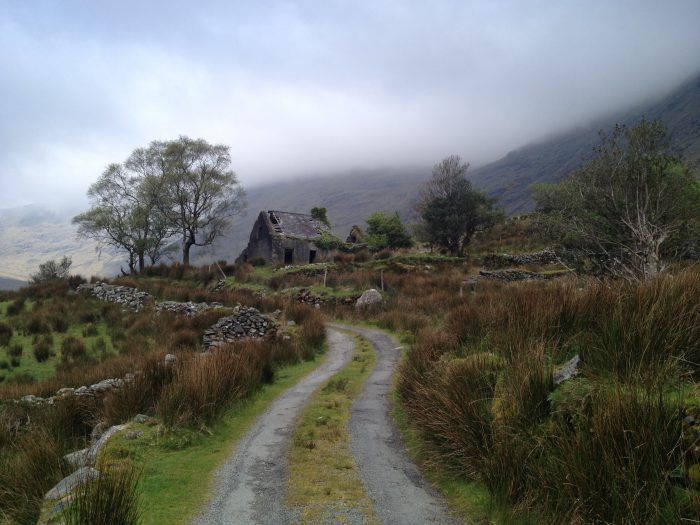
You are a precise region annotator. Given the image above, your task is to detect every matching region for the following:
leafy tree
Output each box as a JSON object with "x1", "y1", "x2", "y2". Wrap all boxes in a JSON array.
[
  {"x1": 162, "y1": 137, "x2": 245, "y2": 265},
  {"x1": 419, "y1": 155, "x2": 501, "y2": 256},
  {"x1": 532, "y1": 119, "x2": 700, "y2": 280},
  {"x1": 30, "y1": 256, "x2": 72, "y2": 283},
  {"x1": 365, "y1": 212, "x2": 412, "y2": 251},
  {"x1": 73, "y1": 158, "x2": 172, "y2": 274},
  {"x1": 310, "y1": 206, "x2": 330, "y2": 226}
]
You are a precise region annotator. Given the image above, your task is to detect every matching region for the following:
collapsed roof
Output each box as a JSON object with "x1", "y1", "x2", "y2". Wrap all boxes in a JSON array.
[{"x1": 266, "y1": 210, "x2": 331, "y2": 240}]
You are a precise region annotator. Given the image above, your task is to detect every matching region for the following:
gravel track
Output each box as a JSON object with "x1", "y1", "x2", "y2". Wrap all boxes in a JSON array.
[
  {"x1": 193, "y1": 329, "x2": 355, "y2": 525},
  {"x1": 332, "y1": 323, "x2": 461, "y2": 525}
]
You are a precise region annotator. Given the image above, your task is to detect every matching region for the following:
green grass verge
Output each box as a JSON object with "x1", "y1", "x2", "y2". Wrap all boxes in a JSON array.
[
  {"x1": 101, "y1": 354, "x2": 326, "y2": 525},
  {"x1": 286, "y1": 333, "x2": 378, "y2": 524}
]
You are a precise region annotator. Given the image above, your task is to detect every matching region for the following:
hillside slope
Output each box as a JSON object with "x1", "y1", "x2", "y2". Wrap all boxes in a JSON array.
[
  {"x1": 470, "y1": 72, "x2": 700, "y2": 214},
  {"x1": 196, "y1": 168, "x2": 429, "y2": 263}
]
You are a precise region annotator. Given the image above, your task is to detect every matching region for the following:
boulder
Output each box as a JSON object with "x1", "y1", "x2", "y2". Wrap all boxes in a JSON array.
[
  {"x1": 553, "y1": 355, "x2": 580, "y2": 385},
  {"x1": 63, "y1": 448, "x2": 90, "y2": 469},
  {"x1": 44, "y1": 466, "x2": 100, "y2": 500},
  {"x1": 355, "y1": 289, "x2": 383, "y2": 308}
]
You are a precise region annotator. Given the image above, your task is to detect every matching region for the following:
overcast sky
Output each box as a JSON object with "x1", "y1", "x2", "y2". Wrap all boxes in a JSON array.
[{"x1": 1, "y1": 0, "x2": 700, "y2": 210}]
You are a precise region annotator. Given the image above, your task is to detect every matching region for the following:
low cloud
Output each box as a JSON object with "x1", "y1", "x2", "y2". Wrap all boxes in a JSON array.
[{"x1": 1, "y1": 0, "x2": 699, "y2": 209}]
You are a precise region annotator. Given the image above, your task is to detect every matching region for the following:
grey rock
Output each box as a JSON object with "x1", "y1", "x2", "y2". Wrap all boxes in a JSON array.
[
  {"x1": 355, "y1": 288, "x2": 383, "y2": 308},
  {"x1": 90, "y1": 421, "x2": 109, "y2": 444},
  {"x1": 63, "y1": 448, "x2": 90, "y2": 469},
  {"x1": 553, "y1": 355, "x2": 581, "y2": 385},
  {"x1": 164, "y1": 353, "x2": 177, "y2": 365},
  {"x1": 44, "y1": 467, "x2": 99, "y2": 500},
  {"x1": 133, "y1": 413, "x2": 153, "y2": 424},
  {"x1": 87, "y1": 424, "x2": 127, "y2": 463},
  {"x1": 123, "y1": 430, "x2": 143, "y2": 440}
]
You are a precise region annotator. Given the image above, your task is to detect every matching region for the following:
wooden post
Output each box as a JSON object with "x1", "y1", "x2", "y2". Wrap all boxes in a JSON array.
[
  {"x1": 323, "y1": 266, "x2": 328, "y2": 288},
  {"x1": 214, "y1": 261, "x2": 227, "y2": 280},
  {"x1": 380, "y1": 269, "x2": 384, "y2": 292}
]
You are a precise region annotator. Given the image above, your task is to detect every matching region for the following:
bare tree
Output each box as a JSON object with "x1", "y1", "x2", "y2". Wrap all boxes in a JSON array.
[{"x1": 533, "y1": 119, "x2": 700, "y2": 280}]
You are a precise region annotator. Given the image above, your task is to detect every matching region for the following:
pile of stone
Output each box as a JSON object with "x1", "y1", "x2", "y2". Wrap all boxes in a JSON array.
[
  {"x1": 296, "y1": 289, "x2": 323, "y2": 308},
  {"x1": 478, "y1": 269, "x2": 570, "y2": 283},
  {"x1": 482, "y1": 249, "x2": 558, "y2": 269},
  {"x1": 202, "y1": 307, "x2": 275, "y2": 349},
  {"x1": 77, "y1": 282, "x2": 152, "y2": 311},
  {"x1": 13, "y1": 354, "x2": 177, "y2": 406},
  {"x1": 155, "y1": 300, "x2": 224, "y2": 317}
]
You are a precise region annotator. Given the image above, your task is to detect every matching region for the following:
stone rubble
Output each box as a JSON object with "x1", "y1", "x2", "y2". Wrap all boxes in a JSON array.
[
  {"x1": 77, "y1": 282, "x2": 153, "y2": 311},
  {"x1": 553, "y1": 355, "x2": 581, "y2": 385},
  {"x1": 202, "y1": 307, "x2": 275, "y2": 349},
  {"x1": 482, "y1": 249, "x2": 559, "y2": 269},
  {"x1": 478, "y1": 269, "x2": 570, "y2": 283},
  {"x1": 155, "y1": 300, "x2": 224, "y2": 317}
]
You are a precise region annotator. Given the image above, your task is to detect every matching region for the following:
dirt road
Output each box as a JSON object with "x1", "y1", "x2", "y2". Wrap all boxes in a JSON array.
[
  {"x1": 333, "y1": 323, "x2": 460, "y2": 525},
  {"x1": 193, "y1": 329, "x2": 356, "y2": 525},
  {"x1": 194, "y1": 325, "x2": 459, "y2": 524}
]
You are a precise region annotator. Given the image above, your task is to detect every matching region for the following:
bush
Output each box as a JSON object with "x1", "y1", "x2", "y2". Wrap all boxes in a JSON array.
[
  {"x1": 64, "y1": 462, "x2": 141, "y2": 525},
  {"x1": 0, "y1": 429, "x2": 65, "y2": 524},
  {"x1": 82, "y1": 323, "x2": 99, "y2": 337},
  {"x1": 0, "y1": 322, "x2": 12, "y2": 347},
  {"x1": 26, "y1": 315, "x2": 51, "y2": 335},
  {"x1": 8, "y1": 344, "x2": 23, "y2": 358},
  {"x1": 9, "y1": 356, "x2": 20, "y2": 368},
  {"x1": 0, "y1": 360, "x2": 8, "y2": 370},
  {"x1": 6, "y1": 297, "x2": 25, "y2": 316},
  {"x1": 60, "y1": 336, "x2": 87, "y2": 361},
  {"x1": 33, "y1": 340, "x2": 52, "y2": 363}
]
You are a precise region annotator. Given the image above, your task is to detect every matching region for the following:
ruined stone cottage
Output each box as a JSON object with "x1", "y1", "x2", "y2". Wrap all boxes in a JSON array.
[{"x1": 236, "y1": 210, "x2": 335, "y2": 265}]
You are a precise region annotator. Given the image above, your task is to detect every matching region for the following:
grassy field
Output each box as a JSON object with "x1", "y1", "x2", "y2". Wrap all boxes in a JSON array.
[
  {"x1": 286, "y1": 333, "x2": 377, "y2": 524},
  {"x1": 0, "y1": 299, "x2": 116, "y2": 383},
  {"x1": 101, "y1": 353, "x2": 326, "y2": 524}
]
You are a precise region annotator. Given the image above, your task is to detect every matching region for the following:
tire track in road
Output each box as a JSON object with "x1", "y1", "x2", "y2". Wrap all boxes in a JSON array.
[
  {"x1": 332, "y1": 323, "x2": 461, "y2": 525},
  {"x1": 193, "y1": 329, "x2": 355, "y2": 525}
]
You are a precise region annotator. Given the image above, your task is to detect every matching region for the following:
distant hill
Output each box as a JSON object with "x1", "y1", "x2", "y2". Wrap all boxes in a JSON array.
[
  {"x1": 5, "y1": 73, "x2": 700, "y2": 272},
  {"x1": 470, "y1": 72, "x2": 700, "y2": 214},
  {"x1": 0, "y1": 205, "x2": 123, "y2": 281},
  {"x1": 0, "y1": 276, "x2": 27, "y2": 291}
]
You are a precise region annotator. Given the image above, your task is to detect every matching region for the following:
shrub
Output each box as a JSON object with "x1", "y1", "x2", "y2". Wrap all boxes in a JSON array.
[
  {"x1": 156, "y1": 342, "x2": 271, "y2": 427},
  {"x1": 8, "y1": 344, "x2": 23, "y2": 358},
  {"x1": 0, "y1": 429, "x2": 65, "y2": 524},
  {"x1": 61, "y1": 336, "x2": 87, "y2": 361},
  {"x1": 9, "y1": 356, "x2": 20, "y2": 368},
  {"x1": 171, "y1": 329, "x2": 199, "y2": 349},
  {"x1": 0, "y1": 360, "x2": 8, "y2": 370},
  {"x1": 6, "y1": 297, "x2": 25, "y2": 316},
  {"x1": 64, "y1": 462, "x2": 141, "y2": 525},
  {"x1": 83, "y1": 323, "x2": 99, "y2": 337},
  {"x1": 0, "y1": 322, "x2": 12, "y2": 347},
  {"x1": 26, "y1": 315, "x2": 51, "y2": 335},
  {"x1": 33, "y1": 342, "x2": 51, "y2": 362}
]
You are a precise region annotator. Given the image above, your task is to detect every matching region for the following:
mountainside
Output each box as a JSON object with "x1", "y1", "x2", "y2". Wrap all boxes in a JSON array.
[
  {"x1": 3, "y1": 74, "x2": 699, "y2": 273},
  {"x1": 194, "y1": 168, "x2": 429, "y2": 264},
  {"x1": 0, "y1": 205, "x2": 122, "y2": 281},
  {"x1": 470, "y1": 72, "x2": 700, "y2": 214}
]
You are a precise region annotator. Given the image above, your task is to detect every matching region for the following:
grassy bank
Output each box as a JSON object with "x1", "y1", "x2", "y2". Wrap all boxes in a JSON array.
[
  {"x1": 286, "y1": 333, "x2": 377, "y2": 524},
  {"x1": 101, "y1": 354, "x2": 325, "y2": 524}
]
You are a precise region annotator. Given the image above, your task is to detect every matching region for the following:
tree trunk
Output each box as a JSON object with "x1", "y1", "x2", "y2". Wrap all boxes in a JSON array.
[
  {"x1": 138, "y1": 253, "x2": 145, "y2": 274},
  {"x1": 182, "y1": 238, "x2": 194, "y2": 266}
]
